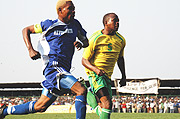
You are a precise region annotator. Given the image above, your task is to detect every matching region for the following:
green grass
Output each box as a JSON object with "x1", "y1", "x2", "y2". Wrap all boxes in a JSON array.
[{"x1": 5, "y1": 113, "x2": 179, "y2": 119}]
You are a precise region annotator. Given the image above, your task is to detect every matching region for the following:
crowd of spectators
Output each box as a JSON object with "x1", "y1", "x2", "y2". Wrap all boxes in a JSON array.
[
  {"x1": 0, "y1": 94, "x2": 75, "y2": 107},
  {"x1": 112, "y1": 95, "x2": 180, "y2": 113},
  {"x1": 1, "y1": 95, "x2": 180, "y2": 113}
]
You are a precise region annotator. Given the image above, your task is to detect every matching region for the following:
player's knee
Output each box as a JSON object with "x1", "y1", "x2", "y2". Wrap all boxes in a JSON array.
[
  {"x1": 80, "y1": 86, "x2": 87, "y2": 95},
  {"x1": 103, "y1": 101, "x2": 111, "y2": 109},
  {"x1": 77, "y1": 86, "x2": 87, "y2": 96},
  {"x1": 101, "y1": 98, "x2": 112, "y2": 109},
  {"x1": 71, "y1": 81, "x2": 87, "y2": 96}
]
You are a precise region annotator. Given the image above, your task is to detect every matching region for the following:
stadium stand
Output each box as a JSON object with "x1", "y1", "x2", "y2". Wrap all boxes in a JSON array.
[{"x1": 0, "y1": 78, "x2": 180, "y2": 97}]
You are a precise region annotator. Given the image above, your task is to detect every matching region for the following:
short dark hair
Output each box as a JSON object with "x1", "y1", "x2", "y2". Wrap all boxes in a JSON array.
[{"x1": 102, "y1": 13, "x2": 118, "y2": 26}]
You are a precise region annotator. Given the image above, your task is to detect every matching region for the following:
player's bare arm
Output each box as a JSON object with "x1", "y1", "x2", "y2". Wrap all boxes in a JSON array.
[
  {"x1": 117, "y1": 56, "x2": 126, "y2": 86},
  {"x1": 82, "y1": 58, "x2": 105, "y2": 76},
  {"x1": 22, "y1": 25, "x2": 41, "y2": 60}
]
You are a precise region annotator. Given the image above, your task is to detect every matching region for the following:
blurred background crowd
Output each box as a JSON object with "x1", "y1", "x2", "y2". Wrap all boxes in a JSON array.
[
  {"x1": 1, "y1": 95, "x2": 180, "y2": 113},
  {"x1": 111, "y1": 95, "x2": 180, "y2": 113}
]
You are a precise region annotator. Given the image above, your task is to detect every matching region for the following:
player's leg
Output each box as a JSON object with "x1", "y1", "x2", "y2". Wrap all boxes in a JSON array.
[
  {"x1": 96, "y1": 88, "x2": 112, "y2": 119},
  {"x1": 88, "y1": 73, "x2": 112, "y2": 119},
  {"x1": 0, "y1": 88, "x2": 57, "y2": 118},
  {"x1": 34, "y1": 88, "x2": 57, "y2": 112},
  {"x1": 86, "y1": 87, "x2": 102, "y2": 116},
  {"x1": 71, "y1": 81, "x2": 87, "y2": 119},
  {"x1": 87, "y1": 89, "x2": 98, "y2": 109},
  {"x1": 79, "y1": 78, "x2": 102, "y2": 116},
  {"x1": 86, "y1": 74, "x2": 101, "y2": 116},
  {"x1": 59, "y1": 73, "x2": 87, "y2": 119}
]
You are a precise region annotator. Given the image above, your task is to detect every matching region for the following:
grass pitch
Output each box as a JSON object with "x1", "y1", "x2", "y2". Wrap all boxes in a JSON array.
[{"x1": 5, "y1": 113, "x2": 179, "y2": 119}]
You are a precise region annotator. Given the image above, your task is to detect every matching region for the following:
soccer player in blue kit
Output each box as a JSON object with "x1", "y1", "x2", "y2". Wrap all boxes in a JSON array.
[{"x1": 0, "y1": 0, "x2": 89, "y2": 119}]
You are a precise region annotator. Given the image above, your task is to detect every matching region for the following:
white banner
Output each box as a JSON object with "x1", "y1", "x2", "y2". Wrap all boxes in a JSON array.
[{"x1": 117, "y1": 79, "x2": 158, "y2": 94}]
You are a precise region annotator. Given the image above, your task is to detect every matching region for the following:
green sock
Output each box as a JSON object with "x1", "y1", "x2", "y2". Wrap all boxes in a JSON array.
[
  {"x1": 100, "y1": 108, "x2": 111, "y2": 119},
  {"x1": 87, "y1": 91, "x2": 98, "y2": 109}
]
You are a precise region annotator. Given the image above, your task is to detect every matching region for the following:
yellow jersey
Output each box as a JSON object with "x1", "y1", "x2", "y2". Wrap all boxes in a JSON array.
[{"x1": 83, "y1": 30, "x2": 126, "y2": 78}]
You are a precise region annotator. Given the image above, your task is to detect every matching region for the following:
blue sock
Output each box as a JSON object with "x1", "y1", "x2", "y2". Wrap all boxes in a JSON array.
[
  {"x1": 75, "y1": 95, "x2": 86, "y2": 119},
  {"x1": 3, "y1": 101, "x2": 36, "y2": 116}
]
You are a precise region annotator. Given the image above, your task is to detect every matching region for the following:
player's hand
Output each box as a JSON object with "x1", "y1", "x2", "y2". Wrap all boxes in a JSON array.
[
  {"x1": 119, "y1": 77, "x2": 126, "y2": 87},
  {"x1": 74, "y1": 41, "x2": 83, "y2": 51},
  {"x1": 95, "y1": 69, "x2": 106, "y2": 76},
  {"x1": 29, "y1": 49, "x2": 41, "y2": 60}
]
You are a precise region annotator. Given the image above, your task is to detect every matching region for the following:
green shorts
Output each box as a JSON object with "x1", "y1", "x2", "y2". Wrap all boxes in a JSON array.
[{"x1": 88, "y1": 72, "x2": 112, "y2": 98}]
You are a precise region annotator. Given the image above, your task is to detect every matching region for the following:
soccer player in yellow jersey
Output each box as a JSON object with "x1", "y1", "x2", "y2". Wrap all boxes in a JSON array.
[{"x1": 82, "y1": 13, "x2": 126, "y2": 119}]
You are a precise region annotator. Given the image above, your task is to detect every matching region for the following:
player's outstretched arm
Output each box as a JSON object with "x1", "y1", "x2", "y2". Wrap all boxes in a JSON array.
[{"x1": 22, "y1": 25, "x2": 41, "y2": 60}]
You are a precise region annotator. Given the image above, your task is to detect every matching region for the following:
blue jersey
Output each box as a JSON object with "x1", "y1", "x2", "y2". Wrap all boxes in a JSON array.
[{"x1": 35, "y1": 19, "x2": 86, "y2": 71}]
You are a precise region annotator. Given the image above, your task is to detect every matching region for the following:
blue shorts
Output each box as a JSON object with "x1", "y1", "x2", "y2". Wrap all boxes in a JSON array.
[{"x1": 41, "y1": 61, "x2": 78, "y2": 96}]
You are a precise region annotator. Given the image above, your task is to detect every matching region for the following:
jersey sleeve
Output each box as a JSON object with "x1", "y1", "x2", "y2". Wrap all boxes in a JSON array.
[
  {"x1": 34, "y1": 19, "x2": 53, "y2": 33},
  {"x1": 35, "y1": 19, "x2": 55, "y2": 33},
  {"x1": 74, "y1": 19, "x2": 87, "y2": 39}
]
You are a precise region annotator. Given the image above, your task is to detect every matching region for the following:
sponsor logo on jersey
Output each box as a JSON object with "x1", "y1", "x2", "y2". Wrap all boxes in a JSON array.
[{"x1": 54, "y1": 29, "x2": 73, "y2": 35}]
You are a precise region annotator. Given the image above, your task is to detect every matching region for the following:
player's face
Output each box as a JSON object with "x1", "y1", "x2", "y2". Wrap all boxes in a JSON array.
[
  {"x1": 60, "y1": 1, "x2": 75, "y2": 23},
  {"x1": 107, "y1": 16, "x2": 119, "y2": 33}
]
